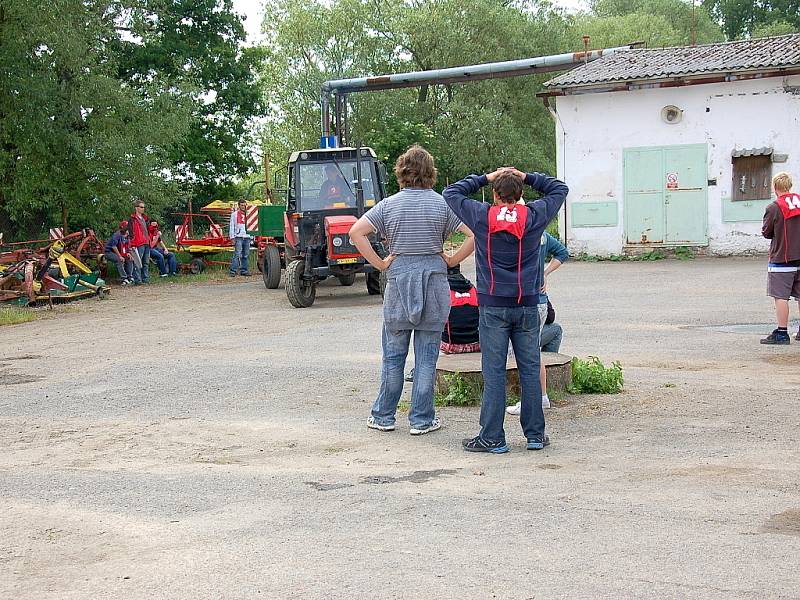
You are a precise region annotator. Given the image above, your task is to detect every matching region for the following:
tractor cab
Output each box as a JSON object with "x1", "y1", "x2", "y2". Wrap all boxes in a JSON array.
[{"x1": 283, "y1": 147, "x2": 389, "y2": 308}]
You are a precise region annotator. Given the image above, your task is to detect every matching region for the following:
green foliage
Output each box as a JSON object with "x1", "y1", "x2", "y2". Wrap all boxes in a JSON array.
[
  {"x1": 435, "y1": 372, "x2": 483, "y2": 407},
  {"x1": 673, "y1": 246, "x2": 695, "y2": 260},
  {"x1": 0, "y1": 0, "x2": 192, "y2": 240},
  {"x1": 0, "y1": 0, "x2": 263, "y2": 242},
  {"x1": 569, "y1": 356, "x2": 624, "y2": 394},
  {"x1": 702, "y1": 0, "x2": 800, "y2": 40},
  {"x1": 546, "y1": 218, "x2": 560, "y2": 240},
  {"x1": 0, "y1": 306, "x2": 37, "y2": 326},
  {"x1": 574, "y1": 250, "x2": 666, "y2": 261},
  {"x1": 578, "y1": 0, "x2": 724, "y2": 47},
  {"x1": 118, "y1": 0, "x2": 265, "y2": 201},
  {"x1": 752, "y1": 20, "x2": 799, "y2": 38}
]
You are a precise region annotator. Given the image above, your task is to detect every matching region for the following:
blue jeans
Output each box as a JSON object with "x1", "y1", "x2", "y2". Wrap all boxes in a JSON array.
[
  {"x1": 478, "y1": 305, "x2": 545, "y2": 443},
  {"x1": 150, "y1": 249, "x2": 178, "y2": 275},
  {"x1": 371, "y1": 326, "x2": 441, "y2": 429},
  {"x1": 230, "y1": 237, "x2": 250, "y2": 274},
  {"x1": 540, "y1": 322, "x2": 563, "y2": 353},
  {"x1": 133, "y1": 245, "x2": 150, "y2": 282},
  {"x1": 105, "y1": 252, "x2": 133, "y2": 281}
]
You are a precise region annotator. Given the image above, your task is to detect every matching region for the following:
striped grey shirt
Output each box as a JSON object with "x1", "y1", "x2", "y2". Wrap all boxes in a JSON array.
[{"x1": 364, "y1": 188, "x2": 462, "y2": 255}]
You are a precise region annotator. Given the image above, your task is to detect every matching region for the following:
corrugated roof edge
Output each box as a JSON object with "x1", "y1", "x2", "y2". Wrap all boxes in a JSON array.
[{"x1": 543, "y1": 33, "x2": 800, "y2": 90}]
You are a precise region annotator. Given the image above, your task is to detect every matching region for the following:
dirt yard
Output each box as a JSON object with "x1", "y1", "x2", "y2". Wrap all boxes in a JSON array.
[{"x1": 1, "y1": 257, "x2": 799, "y2": 599}]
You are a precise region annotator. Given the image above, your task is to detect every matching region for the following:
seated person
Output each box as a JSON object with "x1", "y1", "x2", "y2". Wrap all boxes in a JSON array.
[
  {"x1": 318, "y1": 165, "x2": 354, "y2": 206},
  {"x1": 406, "y1": 265, "x2": 480, "y2": 382},
  {"x1": 103, "y1": 221, "x2": 134, "y2": 284},
  {"x1": 540, "y1": 300, "x2": 563, "y2": 353},
  {"x1": 148, "y1": 220, "x2": 178, "y2": 277},
  {"x1": 441, "y1": 265, "x2": 480, "y2": 354}
]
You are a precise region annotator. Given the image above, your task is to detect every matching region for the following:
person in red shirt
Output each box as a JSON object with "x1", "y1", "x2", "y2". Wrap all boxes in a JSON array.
[
  {"x1": 126, "y1": 199, "x2": 151, "y2": 284},
  {"x1": 761, "y1": 171, "x2": 800, "y2": 344}
]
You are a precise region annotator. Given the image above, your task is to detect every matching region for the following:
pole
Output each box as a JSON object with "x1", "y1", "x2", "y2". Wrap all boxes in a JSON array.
[{"x1": 691, "y1": 0, "x2": 697, "y2": 46}]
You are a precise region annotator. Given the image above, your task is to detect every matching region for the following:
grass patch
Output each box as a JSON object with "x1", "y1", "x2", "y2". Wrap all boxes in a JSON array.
[
  {"x1": 574, "y1": 250, "x2": 666, "y2": 262},
  {"x1": 0, "y1": 306, "x2": 37, "y2": 326},
  {"x1": 569, "y1": 356, "x2": 623, "y2": 394}
]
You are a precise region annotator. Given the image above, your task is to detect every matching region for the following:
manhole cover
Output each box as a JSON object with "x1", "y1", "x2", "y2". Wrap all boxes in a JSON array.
[{"x1": 688, "y1": 321, "x2": 799, "y2": 335}]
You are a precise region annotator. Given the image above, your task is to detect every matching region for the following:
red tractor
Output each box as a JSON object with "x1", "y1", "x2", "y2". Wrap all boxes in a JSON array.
[{"x1": 282, "y1": 146, "x2": 388, "y2": 307}]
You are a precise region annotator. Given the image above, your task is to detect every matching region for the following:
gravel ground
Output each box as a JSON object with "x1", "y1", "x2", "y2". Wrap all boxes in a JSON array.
[{"x1": 1, "y1": 256, "x2": 799, "y2": 600}]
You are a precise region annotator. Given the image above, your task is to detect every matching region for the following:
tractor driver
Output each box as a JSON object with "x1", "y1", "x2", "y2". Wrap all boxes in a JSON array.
[{"x1": 318, "y1": 164, "x2": 354, "y2": 207}]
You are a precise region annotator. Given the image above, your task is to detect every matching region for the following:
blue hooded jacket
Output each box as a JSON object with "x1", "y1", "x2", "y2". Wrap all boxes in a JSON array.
[{"x1": 443, "y1": 173, "x2": 568, "y2": 307}]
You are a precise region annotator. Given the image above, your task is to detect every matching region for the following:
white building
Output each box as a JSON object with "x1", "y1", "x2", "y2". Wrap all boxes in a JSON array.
[{"x1": 540, "y1": 34, "x2": 800, "y2": 256}]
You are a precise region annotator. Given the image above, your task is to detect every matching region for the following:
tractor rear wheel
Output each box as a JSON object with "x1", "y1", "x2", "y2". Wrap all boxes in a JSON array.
[
  {"x1": 286, "y1": 259, "x2": 316, "y2": 308},
  {"x1": 262, "y1": 245, "x2": 281, "y2": 289},
  {"x1": 367, "y1": 270, "x2": 386, "y2": 296},
  {"x1": 189, "y1": 258, "x2": 205, "y2": 274},
  {"x1": 337, "y1": 272, "x2": 356, "y2": 286}
]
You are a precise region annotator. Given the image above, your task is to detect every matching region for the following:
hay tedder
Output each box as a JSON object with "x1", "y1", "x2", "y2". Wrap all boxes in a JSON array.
[{"x1": 0, "y1": 232, "x2": 109, "y2": 306}]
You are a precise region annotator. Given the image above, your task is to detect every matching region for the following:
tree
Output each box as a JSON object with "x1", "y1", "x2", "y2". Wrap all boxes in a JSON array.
[
  {"x1": 260, "y1": 0, "x2": 573, "y2": 194},
  {"x1": 702, "y1": 0, "x2": 800, "y2": 40},
  {"x1": 574, "y1": 0, "x2": 724, "y2": 48},
  {"x1": 116, "y1": 0, "x2": 265, "y2": 202},
  {"x1": 0, "y1": 0, "x2": 190, "y2": 239}
]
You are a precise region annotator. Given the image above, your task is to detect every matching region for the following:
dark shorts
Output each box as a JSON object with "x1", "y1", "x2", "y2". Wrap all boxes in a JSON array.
[{"x1": 767, "y1": 264, "x2": 800, "y2": 300}]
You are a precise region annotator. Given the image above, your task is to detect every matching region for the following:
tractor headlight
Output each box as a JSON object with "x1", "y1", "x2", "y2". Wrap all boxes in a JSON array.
[{"x1": 332, "y1": 236, "x2": 343, "y2": 247}]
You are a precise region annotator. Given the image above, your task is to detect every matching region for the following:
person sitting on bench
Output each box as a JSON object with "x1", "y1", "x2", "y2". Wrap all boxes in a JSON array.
[{"x1": 441, "y1": 265, "x2": 480, "y2": 354}]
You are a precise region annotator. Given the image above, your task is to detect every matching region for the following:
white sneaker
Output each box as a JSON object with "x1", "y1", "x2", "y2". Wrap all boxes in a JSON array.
[
  {"x1": 367, "y1": 416, "x2": 395, "y2": 432},
  {"x1": 506, "y1": 397, "x2": 549, "y2": 414},
  {"x1": 410, "y1": 417, "x2": 441, "y2": 435}
]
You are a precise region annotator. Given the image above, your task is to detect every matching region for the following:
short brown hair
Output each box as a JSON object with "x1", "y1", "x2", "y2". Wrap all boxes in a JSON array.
[
  {"x1": 394, "y1": 145, "x2": 437, "y2": 189},
  {"x1": 493, "y1": 172, "x2": 524, "y2": 203},
  {"x1": 773, "y1": 171, "x2": 793, "y2": 193}
]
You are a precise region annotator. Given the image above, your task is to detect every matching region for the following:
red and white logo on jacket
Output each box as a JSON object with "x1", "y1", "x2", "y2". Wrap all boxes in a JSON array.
[{"x1": 778, "y1": 193, "x2": 800, "y2": 219}]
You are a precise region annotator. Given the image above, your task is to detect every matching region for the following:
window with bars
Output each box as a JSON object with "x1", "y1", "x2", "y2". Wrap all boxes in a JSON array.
[{"x1": 732, "y1": 155, "x2": 772, "y2": 201}]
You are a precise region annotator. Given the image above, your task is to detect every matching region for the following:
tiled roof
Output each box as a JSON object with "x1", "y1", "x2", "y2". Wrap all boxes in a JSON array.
[{"x1": 544, "y1": 34, "x2": 800, "y2": 89}]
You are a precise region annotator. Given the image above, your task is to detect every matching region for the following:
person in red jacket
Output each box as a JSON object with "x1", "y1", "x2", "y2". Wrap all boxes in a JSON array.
[
  {"x1": 127, "y1": 199, "x2": 151, "y2": 284},
  {"x1": 761, "y1": 171, "x2": 800, "y2": 344}
]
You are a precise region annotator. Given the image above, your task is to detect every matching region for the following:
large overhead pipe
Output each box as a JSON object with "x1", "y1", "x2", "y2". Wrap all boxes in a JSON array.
[{"x1": 319, "y1": 44, "x2": 640, "y2": 142}]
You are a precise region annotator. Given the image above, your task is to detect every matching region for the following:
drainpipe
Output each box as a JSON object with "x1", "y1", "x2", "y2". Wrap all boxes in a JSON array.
[{"x1": 544, "y1": 96, "x2": 568, "y2": 247}]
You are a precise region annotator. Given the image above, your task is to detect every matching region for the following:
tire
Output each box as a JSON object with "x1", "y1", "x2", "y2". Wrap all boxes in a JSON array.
[
  {"x1": 366, "y1": 271, "x2": 381, "y2": 295},
  {"x1": 189, "y1": 258, "x2": 205, "y2": 274},
  {"x1": 262, "y1": 245, "x2": 281, "y2": 289},
  {"x1": 337, "y1": 272, "x2": 356, "y2": 286},
  {"x1": 285, "y1": 259, "x2": 316, "y2": 308}
]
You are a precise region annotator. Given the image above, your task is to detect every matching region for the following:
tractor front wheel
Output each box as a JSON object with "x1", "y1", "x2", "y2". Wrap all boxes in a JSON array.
[
  {"x1": 286, "y1": 260, "x2": 316, "y2": 308},
  {"x1": 262, "y1": 245, "x2": 281, "y2": 289}
]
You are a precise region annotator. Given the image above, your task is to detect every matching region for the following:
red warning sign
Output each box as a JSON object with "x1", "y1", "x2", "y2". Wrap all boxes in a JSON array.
[{"x1": 666, "y1": 172, "x2": 679, "y2": 189}]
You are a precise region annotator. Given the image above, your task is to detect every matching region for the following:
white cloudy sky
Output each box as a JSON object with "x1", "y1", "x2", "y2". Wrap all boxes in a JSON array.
[{"x1": 232, "y1": 0, "x2": 589, "y2": 44}]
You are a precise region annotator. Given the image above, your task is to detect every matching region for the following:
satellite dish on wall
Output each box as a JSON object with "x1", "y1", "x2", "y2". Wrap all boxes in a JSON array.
[{"x1": 661, "y1": 105, "x2": 683, "y2": 124}]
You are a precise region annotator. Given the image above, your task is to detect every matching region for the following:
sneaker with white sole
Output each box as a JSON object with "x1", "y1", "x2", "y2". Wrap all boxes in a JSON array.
[
  {"x1": 506, "y1": 397, "x2": 550, "y2": 415},
  {"x1": 367, "y1": 416, "x2": 395, "y2": 432},
  {"x1": 409, "y1": 417, "x2": 441, "y2": 436}
]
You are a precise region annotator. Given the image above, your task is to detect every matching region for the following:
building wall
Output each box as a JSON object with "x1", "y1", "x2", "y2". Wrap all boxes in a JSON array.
[{"x1": 552, "y1": 75, "x2": 800, "y2": 256}]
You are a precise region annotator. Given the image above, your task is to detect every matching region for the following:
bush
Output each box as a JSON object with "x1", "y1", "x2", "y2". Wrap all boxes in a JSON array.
[
  {"x1": 435, "y1": 372, "x2": 482, "y2": 406},
  {"x1": 569, "y1": 356, "x2": 623, "y2": 394}
]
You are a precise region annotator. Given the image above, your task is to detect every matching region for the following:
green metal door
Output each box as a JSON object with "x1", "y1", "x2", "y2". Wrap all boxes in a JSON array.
[
  {"x1": 663, "y1": 145, "x2": 708, "y2": 244},
  {"x1": 624, "y1": 148, "x2": 665, "y2": 244},
  {"x1": 623, "y1": 144, "x2": 708, "y2": 245}
]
